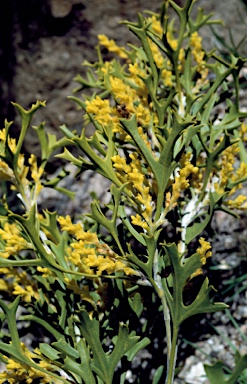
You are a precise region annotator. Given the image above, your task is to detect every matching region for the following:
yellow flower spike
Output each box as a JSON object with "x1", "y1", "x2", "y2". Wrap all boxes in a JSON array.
[
  {"x1": 37, "y1": 266, "x2": 55, "y2": 277},
  {"x1": 111, "y1": 155, "x2": 131, "y2": 174},
  {"x1": 58, "y1": 214, "x2": 99, "y2": 243},
  {"x1": 0, "y1": 278, "x2": 10, "y2": 291},
  {"x1": 135, "y1": 104, "x2": 151, "y2": 126},
  {"x1": 148, "y1": 39, "x2": 164, "y2": 69},
  {"x1": 12, "y1": 283, "x2": 39, "y2": 303},
  {"x1": 167, "y1": 31, "x2": 178, "y2": 51},
  {"x1": 131, "y1": 213, "x2": 149, "y2": 231},
  {"x1": 234, "y1": 162, "x2": 247, "y2": 181},
  {"x1": 0, "y1": 222, "x2": 32, "y2": 258},
  {"x1": 161, "y1": 68, "x2": 173, "y2": 87},
  {"x1": 128, "y1": 63, "x2": 147, "y2": 96},
  {"x1": 0, "y1": 128, "x2": 17, "y2": 154},
  {"x1": 0, "y1": 159, "x2": 14, "y2": 181},
  {"x1": 196, "y1": 237, "x2": 212, "y2": 265},
  {"x1": 190, "y1": 31, "x2": 204, "y2": 64},
  {"x1": 226, "y1": 194, "x2": 247, "y2": 209},
  {"x1": 216, "y1": 143, "x2": 240, "y2": 190},
  {"x1": 166, "y1": 158, "x2": 199, "y2": 212},
  {"x1": 240, "y1": 122, "x2": 247, "y2": 141},
  {"x1": 98, "y1": 34, "x2": 128, "y2": 59},
  {"x1": 85, "y1": 95, "x2": 114, "y2": 127},
  {"x1": 190, "y1": 31, "x2": 202, "y2": 52},
  {"x1": 1, "y1": 343, "x2": 62, "y2": 384},
  {"x1": 129, "y1": 170, "x2": 145, "y2": 192},
  {"x1": 149, "y1": 15, "x2": 163, "y2": 37},
  {"x1": 28, "y1": 154, "x2": 43, "y2": 183},
  {"x1": 110, "y1": 76, "x2": 137, "y2": 107}
]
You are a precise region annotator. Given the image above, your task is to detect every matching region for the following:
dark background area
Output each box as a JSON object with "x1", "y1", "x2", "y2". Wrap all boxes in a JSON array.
[{"x1": 0, "y1": 0, "x2": 246, "y2": 145}]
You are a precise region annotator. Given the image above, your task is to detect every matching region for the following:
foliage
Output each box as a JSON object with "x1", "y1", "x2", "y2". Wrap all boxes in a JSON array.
[{"x1": 0, "y1": 0, "x2": 246, "y2": 383}]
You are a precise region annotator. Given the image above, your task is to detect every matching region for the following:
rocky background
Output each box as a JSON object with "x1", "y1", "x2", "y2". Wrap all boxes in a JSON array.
[{"x1": 0, "y1": 0, "x2": 247, "y2": 153}]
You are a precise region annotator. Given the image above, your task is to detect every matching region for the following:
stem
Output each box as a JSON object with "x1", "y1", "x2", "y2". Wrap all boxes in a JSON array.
[
  {"x1": 165, "y1": 326, "x2": 179, "y2": 384},
  {"x1": 160, "y1": 290, "x2": 172, "y2": 367},
  {"x1": 152, "y1": 250, "x2": 172, "y2": 378}
]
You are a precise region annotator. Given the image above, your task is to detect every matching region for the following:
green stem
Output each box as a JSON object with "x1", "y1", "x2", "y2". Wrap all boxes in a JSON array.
[
  {"x1": 151, "y1": 250, "x2": 173, "y2": 379},
  {"x1": 165, "y1": 326, "x2": 178, "y2": 384}
]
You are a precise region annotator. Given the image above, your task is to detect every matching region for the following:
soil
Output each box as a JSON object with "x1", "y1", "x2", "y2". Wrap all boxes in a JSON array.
[{"x1": 1, "y1": 0, "x2": 246, "y2": 149}]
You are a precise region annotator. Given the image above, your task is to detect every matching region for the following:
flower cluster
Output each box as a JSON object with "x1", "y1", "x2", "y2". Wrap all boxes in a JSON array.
[
  {"x1": 58, "y1": 215, "x2": 138, "y2": 276},
  {"x1": 0, "y1": 344, "x2": 61, "y2": 384},
  {"x1": 0, "y1": 126, "x2": 44, "y2": 211}
]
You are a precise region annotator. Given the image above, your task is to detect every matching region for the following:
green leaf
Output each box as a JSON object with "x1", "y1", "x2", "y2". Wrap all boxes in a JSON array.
[
  {"x1": 39, "y1": 344, "x2": 61, "y2": 361},
  {"x1": 76, "y1": 339, "x2": 96, "y2": 384},
  {"x1": 77, "y1": 310, "x2": 141, "y2": 383},
  {"x1": 152, "y1": 365, "x2": 164, "y2": 384},
  {"x1": 204, "y1": 361, "x2": 230, "y2": 384},
  {"x1": 125, "y1": 335, "x2": 150, "y2": 361},
  {"x1": 63, "y1": 356, "x2": 83, "y2": 383},
  {"x1": 162, "y1": 243, "x2": 227, "y2": 326},
  {"x1": 205, "y1": 353, "x2": 247, "y2": 384},
  {"x1": 0, "y1": 298, "x2": 69, "y2": 383},
  {"x1": 128, "y1": 292, "x2": 143, "y2": 318},
  {"x1": 52, "y1": 339, "x2": 80, "y2": 360}
]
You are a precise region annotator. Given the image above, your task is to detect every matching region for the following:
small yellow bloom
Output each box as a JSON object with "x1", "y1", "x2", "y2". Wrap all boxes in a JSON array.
[
  {"x1": 190, "y1": 32, "x2": 204, "y2": 64},
  {"x1": 161, "y1": 68, "x2": 173, "y2": 87},
  {"x1": 168, "y1": 155, "x2": 198, "y2": 210},
  {"x1": 98, "y1": 34, "x2": 128, "y2": 59},
  {"x1": 196, "y1": 237, "x2": 212, "y2": 265},
  {"x1": 131, "y1": 213, "x2": 149, "y2": 231},
  {"x1": 167, "y1": 31, "x2": 178, "y2": 51},
  {"x1": 0, "y1": 222, "x2": 32, "y2": 258},
  {"x1": 12, "y1": 283, "x2": 39, "y2": 303},
  {"x1": 148, "y1": 39, "x2": 164, "y2": 68},
  {"x1": 226, "y1": 194, "x2": 247, "y2": 209},
  {"x1": 0, "y1": 159, "x2": 14, "y2": 181}
]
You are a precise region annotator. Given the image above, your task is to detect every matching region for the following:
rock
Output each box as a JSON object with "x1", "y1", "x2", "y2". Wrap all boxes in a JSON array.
[{"x1": 50, "y1": 0, "x2": 73, "y2": 18}]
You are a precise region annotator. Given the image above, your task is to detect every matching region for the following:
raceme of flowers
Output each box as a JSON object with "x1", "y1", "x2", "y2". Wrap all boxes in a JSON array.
[{"x1": 57, "y1": 215, "x2": 138, "y2": 276}]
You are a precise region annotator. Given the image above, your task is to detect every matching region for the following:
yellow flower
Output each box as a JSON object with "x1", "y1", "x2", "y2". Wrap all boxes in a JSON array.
[
  {"x1": 37, "y1": 266, "x2": 54, "y2": 277},
  {"x1": 110, "y1": 76, "x2": 138, "y2": 108},
  {"x1": 240, "y1": 122, "x2": 247, "y2": 142},
  {"x1": 85, "y1": 96, "x2": 113, "y2": 126},
  {"x1": 214, "y1": 143, "x2": 239, "y2": 192},
  {"x1": 29, "y1": 154, "x2": 42, "y2": 182},
  {"x1": 112, "y1": 152, "x2": 153, "y2": 230},
  {"x1": 161, "y1": 68, "x2": 173, "y2": 87},
  {"x1": 196, "y1": 237, "x2": 212, "y2": 265},
  {"x1": 0, "y1": 343, "x2": 63, "y2": 383},
  {"x1": 57, "y1": 214, "x2": 82, "y2": 234},
  {"x1": 190, "y1": 31, "x2": 204, "y2": 64},
  {"x1": 58, "y1": 215, "x2": 136, "y2": 276},
  {"x1": 98, "y1": 34, "x2": 128, "y2": 59},
  {"x1": 131, "y1": 213, "x2": 149, "y2": 231},
  {"x1": 0, "y1": 128, "x2": 17, "y2": 154},
  {"x1": 149, "y1": 15, "x2": 163, "y2": 37},
  {"x1": 168, "y1": 155, "x2": 198, "y2": 210},
  {"x1": 148, "y1": 39, "x2": 164, "y2": 68},
  {"x1": 190, "y1": 237, "x2": 212, "y2": 279},
  {"x1": 0, "y1": 222, "x2": 32, "y2": 259},
  {"x1": 0, "y1": 159, "x2": 14, "y2": 181},
  {"x1": 0, "y1": 278, "x2": 10, "y2": 291},
  {"x1": 135, "y1": 104, "x2": 151, "y2": 126},
  {"x1": 167, "y1": 31, "x2": 178, "y2": 51},
  {"x1": 128, "y1": 63, "x2": 148, "y2": 98},
  {"x1": 226, "y1": 194, "x2": 247, "y2": 209}
]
